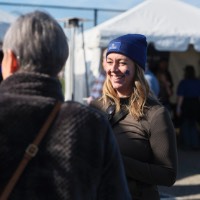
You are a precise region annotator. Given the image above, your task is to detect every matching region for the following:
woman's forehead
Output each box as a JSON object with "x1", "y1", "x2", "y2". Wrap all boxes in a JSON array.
[{"x1": 107, "y1": 53, "x2": 132, "y2": 61}]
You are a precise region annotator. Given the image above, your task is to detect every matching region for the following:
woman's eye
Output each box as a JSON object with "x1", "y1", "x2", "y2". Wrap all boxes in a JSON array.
[
  {"x1": 119, "y1": 62, "x2": 126, "y2": 65},
  {"x1": 107, "y1": 61, "x2": 113, "y2": 65}
]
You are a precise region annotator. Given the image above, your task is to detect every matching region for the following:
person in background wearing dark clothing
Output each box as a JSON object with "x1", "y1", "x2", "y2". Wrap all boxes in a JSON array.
[
  {"x1": 0, "y1": 11, "x2": 131, "y2": 200},
  {"x1": 176, "y1": 65, "x2": 200, "y2": 150},
  {"x1": 90, "y1": 34, "x2": 178, "y2": 200},
  {"x1": 156, "y1": 58, "x2": 173, "y2": 111},
  {"x1": 144, "y1": 63, "x2": 160, "y2": 97}
]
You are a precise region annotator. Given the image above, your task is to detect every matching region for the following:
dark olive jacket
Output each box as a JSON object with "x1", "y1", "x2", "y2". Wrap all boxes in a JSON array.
[{"x1": 91, "y1": 98, "x2": 178, "y2": 200}]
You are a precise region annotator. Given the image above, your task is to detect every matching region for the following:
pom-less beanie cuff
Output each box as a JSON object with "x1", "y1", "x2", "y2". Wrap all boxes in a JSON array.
[{"x1": 106, "y1": 34, "x2": 147, "y2": 70}]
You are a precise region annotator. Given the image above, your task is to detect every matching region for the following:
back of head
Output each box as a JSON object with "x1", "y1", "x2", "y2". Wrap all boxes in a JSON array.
[
  {"x1": 3, "y1": 11, "x2": 69, "y2": 77},
  {"x1": 184, "y1": 65, "x2": 196, "y2": 79}
]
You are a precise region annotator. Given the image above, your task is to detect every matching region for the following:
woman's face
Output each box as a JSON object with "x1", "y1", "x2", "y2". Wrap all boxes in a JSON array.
[{"x1": 105, "y1": 53, "x2": 135, "y2": 97}]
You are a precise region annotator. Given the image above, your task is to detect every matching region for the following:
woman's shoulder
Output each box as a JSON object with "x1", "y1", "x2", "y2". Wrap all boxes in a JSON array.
[
  {"x1": 146, "y1": 97, "x2": 162, "y2": 108},
  {"x1": 145, "y1": 97, "x2": 166, "y2": 116},
  {"x1": 60, "y1": 100, "x2": 102, "y2": 120},
  {"x1": 58, "y1": 100, "x2": 109, "y2": 128},
  {"x1": 145, "y1": 98, "x2": 173, "y2": 126},
  {"x1": 90, "y1": 98, "x2": 106, "y2": 110}
]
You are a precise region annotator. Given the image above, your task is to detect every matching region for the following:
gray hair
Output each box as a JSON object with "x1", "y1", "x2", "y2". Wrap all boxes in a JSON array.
[{"x1": 3, "y1": 10, "x2": 69, "y2": 76}]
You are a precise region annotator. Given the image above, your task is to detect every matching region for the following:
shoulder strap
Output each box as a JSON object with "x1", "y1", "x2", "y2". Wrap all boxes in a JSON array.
[
  {"x1": 0, "y1": 101, "x2": 61, "y2": 200},
  {"x1": 108, "y1": 105, "x2": 151, "y2": 138},
  {"x1": 110, "y1": 107, "x2": 129, "y2": 127}
]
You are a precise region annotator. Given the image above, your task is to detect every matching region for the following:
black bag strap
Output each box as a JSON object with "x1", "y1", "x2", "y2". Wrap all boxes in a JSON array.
[
  {"x1": 106, "y1": 104, "x2": 129, "y2": 127},
  {"x1": 110, "y1": 108, "x2": 129, "y2": 127},
  {"x1": 106, "y1": 104, "x2": 150, "y2": 138}
]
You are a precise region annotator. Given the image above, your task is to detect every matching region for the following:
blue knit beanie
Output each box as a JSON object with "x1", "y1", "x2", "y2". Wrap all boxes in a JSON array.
[{"x1": 106, "y1": 34, "x2": 147, "y2": 70}]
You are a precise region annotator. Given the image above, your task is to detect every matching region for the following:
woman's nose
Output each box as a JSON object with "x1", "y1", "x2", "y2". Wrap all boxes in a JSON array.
[{"x1": 108, "y1": 62, "x2": 118, "y2": 73}]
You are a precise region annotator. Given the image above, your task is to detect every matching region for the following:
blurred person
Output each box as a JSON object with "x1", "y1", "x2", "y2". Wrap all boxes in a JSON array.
[
  {"x1": 156, "y1": 58, "x2": 173, "y2": 111},
  {"x1": 144, "y1": 63, "x2": 160, "y2": 97},
  {"x1": 90, "y1": 34, "x2": 178, "y2": 200},
  {"x1": 176, "y1": 65, "x2": 200, "y2": 150},
  {"x1": 0, "y1": 11, "x2": 131, "y2": 200},
  {"x1": 87, "y1": 48, "x2": 107, "y2": 104}
]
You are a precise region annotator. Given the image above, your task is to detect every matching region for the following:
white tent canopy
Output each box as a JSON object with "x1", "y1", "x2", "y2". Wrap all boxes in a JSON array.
[
  {"x1": 70, "y1": 0, "x2": 200, "y2": 103},
  {"x1": 84, "y1": 0, "x2": 200, "y2": 51}
]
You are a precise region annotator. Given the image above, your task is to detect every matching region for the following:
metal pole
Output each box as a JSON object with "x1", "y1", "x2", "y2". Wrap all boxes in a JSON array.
[
  {"x1": 80, "y1": 23, "x2": 89, "y2": 97},
  {"x1": 94, "y1": 9, "x2": 98, "y2": 26},
  {"x1": 68, "y1": 18, "x2": 79, "y2": 101}
]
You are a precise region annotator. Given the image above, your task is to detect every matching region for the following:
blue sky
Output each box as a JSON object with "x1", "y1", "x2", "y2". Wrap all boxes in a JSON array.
[
  {"x1": 2, "y1": 0, "x2": 200, "y2": 9},
  {"x1": 1, "y1": 0, "x2": 200, "y2": 30}
]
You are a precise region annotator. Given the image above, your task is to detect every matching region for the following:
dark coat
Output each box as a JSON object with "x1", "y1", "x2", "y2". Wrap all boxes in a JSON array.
[{"x1": 0, "y1": 72, "x2": 131, "y2": 200}]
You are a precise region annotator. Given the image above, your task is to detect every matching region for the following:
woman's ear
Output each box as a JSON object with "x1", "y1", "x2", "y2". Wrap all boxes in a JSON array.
[
  {"x1": 8, "y1": 50, "x2": 19, "y2": 73},
  {"x1": 2, "y1": 49, "x2": 19, "y2": 79}
]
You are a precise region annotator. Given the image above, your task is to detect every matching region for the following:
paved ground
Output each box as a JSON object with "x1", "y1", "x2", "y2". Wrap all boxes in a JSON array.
[{"x1": 159, "y1": 148, "x2": 200, "y2": 200}]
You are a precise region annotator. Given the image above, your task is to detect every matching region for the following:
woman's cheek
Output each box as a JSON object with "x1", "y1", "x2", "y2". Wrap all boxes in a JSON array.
[{"x1": 124, "y1": 69, "x2": 130, "y2": 76}]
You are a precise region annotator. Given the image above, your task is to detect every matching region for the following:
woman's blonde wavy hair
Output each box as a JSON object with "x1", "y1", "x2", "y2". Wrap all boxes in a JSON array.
[{"x1": 101, "y1": 64, "x2": 151, "y2": 120}]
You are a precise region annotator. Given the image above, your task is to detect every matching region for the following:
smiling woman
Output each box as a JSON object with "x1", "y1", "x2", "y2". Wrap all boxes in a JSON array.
[{"x1": 90, "y1": 33, "x2": 178, "y2": 200}]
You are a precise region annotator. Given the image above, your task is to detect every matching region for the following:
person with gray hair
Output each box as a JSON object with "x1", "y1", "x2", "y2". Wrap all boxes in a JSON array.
[{"x1": 0, "y1": 11, "x2": 131, "y2": 200}]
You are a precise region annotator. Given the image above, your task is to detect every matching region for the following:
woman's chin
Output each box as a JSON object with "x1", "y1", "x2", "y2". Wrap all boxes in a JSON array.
[{"x1": 112, "y1": 84, "x2": 123, "y2": 90}]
